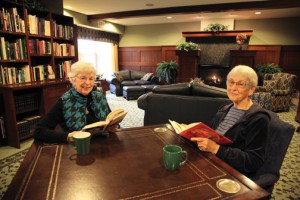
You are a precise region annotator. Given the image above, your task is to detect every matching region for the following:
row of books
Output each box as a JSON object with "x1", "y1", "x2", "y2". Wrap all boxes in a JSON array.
[
  {"x1": 55, "y1": 60, "x2": 72, "y2": 79},
  {"x1": 0, "y1": 7, "x2": 26, "y2": 33},
  {"x1": 52, "y1": 21, "x2": 74, "y2": 39},
  {"x1": 28, "y1": 39, "x2": 51, "y2": 55},
  {"x1": 0, "y1": 37, "x2": 28, "y2": 60},
  {"x1": 0, "y1": 60, "x2": 73, "y2": 85},
  {"x1": 27, "y1": 14, "x2": 51, "y2": 36},
  {"x1": 17, "y1": 115, "x2": 41, "y2": 139},
  {"x1": 53, "y1": 42, "x2": 75, "y2": 57},
  {"x1": 14, "y1": 92, "x2": 39, "y2": 112},
  {"x1": 0, "y1": 65, "x2": 31, "y2": 84}
]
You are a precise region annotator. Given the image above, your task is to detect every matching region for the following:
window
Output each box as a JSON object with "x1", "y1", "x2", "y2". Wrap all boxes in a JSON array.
[{"x1": 77, "y1": 39, "x2": 118, "y2": 77}]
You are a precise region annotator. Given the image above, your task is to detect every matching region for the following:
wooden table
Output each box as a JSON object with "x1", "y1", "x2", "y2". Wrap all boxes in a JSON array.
[{"x1": 3, "y1": 124, "x2": 269, "y2": 199}]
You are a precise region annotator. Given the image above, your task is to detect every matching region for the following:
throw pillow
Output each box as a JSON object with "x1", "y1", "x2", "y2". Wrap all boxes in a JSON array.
[
  {"x1": 141, "y1": 73, "x2": 153, "y2": 81},
  {"x1": 114, "y1": 72, "x2": 124, "y2": 81}
]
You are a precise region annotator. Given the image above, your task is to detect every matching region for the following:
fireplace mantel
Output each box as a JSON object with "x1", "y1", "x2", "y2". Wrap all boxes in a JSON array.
[{"x1": 182, "y1": 30, "x2": 253, "y2": 38}]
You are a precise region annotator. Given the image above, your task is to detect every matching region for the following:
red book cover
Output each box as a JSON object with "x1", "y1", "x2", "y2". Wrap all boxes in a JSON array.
[{"x1": 180, "y1": 122, "x2": 232, "y2": 145}]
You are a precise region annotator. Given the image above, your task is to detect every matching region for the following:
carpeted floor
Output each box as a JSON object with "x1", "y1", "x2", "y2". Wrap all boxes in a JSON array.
[{"x1": 0, "y1": 93, "x2": 299, "y2": 199}]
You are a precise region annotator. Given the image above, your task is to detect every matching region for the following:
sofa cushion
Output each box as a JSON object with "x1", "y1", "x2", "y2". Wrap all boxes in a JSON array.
[
  {"x1": 192, "y1": 84, "x2": 228, "y2": 98},
  {"x1": 131, "y1": 70, "x2": 147, "y2": 80},
  {"x1": 134, "y1": 80, "x2": 151, "y2": 85},
  {"x1": 121, "y1": 80, "x2": 137, "y2": 86},
  {"x1": 153, "y1": 83, "x2": 191, "y2": 95},
  {"x1": 141, "y1": 73, "x2": 153, "y2": 81},
  {"x1": 118, "y1": 70, "x2": 131, "y2": 80}
]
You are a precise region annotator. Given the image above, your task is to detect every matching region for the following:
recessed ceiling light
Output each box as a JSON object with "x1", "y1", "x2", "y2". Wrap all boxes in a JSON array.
[
  {"x1": 65, "y1": 5, "x2": 72, "y2": 9},
  {"x1": 255, "y1": 11, "x2": 262, "y2": 15}
]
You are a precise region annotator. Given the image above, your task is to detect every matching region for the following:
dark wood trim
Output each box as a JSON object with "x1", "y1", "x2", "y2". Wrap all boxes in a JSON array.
[
  {"x1": 182, "y1": 30, "x2": 253, "y2": 38},
  {"x1": 87, "y1": 1, "x2": 300, "y2": 20}
]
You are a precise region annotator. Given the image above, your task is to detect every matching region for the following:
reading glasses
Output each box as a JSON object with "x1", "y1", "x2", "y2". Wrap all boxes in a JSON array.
[
  {"x1": 76, "y1": 76, "x2": 96, "y2": 82},
  {"x1": 226, "y1": 80, "x2": 249, "y2": 88}
]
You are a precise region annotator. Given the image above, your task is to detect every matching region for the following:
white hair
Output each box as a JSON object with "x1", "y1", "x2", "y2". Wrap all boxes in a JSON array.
[
  {"x1": 227, "y1": 65, "x2": 258, "y2": 87},
  {"x1": 68, "y1": 61, "x2": 96, "y2": 84}
]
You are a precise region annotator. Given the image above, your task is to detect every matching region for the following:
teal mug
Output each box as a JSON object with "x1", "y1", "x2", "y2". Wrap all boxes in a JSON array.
[
  {"x1": 163, "y1": 145, "x2": 188, "y2": 170},
  {"x1": 72, "y1": 132, "x2": 91, "y2": 155}
]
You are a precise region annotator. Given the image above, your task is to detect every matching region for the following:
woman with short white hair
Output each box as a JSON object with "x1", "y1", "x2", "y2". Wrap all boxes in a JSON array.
[
  {"x1": 192, "y1": 65, "x2": 270, "y2": 180},
  {"x1": 34, "y1": 61, "x2": 118, "y2": 143}
]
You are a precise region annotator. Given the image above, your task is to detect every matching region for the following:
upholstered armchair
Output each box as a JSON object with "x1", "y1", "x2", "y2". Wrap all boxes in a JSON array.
[{"x1": 252, "y1": 73, "x2": 297, "y2": 112}]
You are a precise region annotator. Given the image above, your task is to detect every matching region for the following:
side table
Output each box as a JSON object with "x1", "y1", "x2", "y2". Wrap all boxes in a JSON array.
[{"x1": 95, "y1": 79, "x2": 109, "y2": 96}]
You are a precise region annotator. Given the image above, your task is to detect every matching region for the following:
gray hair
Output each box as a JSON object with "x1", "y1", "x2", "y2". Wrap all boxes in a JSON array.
[
  {"x1": 69, "y1": 61, "x2": 96, "y2": 83},
  {"x1": 227, "y1": 65, "x2": 258, "y2": 87}
]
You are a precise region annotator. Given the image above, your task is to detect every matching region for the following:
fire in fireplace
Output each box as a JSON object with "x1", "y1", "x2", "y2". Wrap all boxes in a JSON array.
[{"x1": 198, "y1": 65, "x2": 231, "y2": 88}]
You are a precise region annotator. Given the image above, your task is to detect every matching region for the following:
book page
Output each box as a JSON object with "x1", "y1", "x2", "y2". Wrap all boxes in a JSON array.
[{"x1": 82, "y1": 108, "x2": 127, "y2": 131}]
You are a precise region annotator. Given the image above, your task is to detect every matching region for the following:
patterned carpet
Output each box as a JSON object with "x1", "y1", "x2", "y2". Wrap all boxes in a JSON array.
[{"x1": 0, "y1": 93, "x2": 299, "y2": 199}]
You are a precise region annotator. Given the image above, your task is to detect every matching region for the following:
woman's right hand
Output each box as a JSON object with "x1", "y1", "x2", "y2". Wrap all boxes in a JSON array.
[{"x1": 67, "y1": 131, "x2": 82, "y2": 142}]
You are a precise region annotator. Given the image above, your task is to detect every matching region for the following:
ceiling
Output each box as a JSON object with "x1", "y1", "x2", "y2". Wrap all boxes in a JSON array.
[{"x1": 63, "y1": 0, "x2": 300, "y2": 26}]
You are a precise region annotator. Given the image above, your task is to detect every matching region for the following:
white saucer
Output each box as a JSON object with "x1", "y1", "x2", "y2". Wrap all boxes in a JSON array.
[{"x1": 216, "y1": 179, "x2": 241, "y2": 193}]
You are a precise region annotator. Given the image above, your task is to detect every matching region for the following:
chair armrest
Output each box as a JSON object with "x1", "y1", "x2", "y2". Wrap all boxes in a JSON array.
[
  {"x1": 252, "y1": 173, "x2": 278, "y2": 188},
  {"x1": 106, "y1": 76, "x2": 121, "y2": 85},
  {"x1": 271, "y1": 89, "x2": 290, "y2": 96},
  {"x1": 255, "y1": 86, "x2": 267, "y2": 92}
]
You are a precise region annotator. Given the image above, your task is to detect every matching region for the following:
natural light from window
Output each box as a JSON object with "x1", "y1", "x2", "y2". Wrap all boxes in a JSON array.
[{"x1": 77, "y1": 39, "x2": 116, "y2": 77}]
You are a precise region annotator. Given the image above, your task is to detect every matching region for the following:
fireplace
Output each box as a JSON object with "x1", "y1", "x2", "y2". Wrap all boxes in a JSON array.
[{"x1": 198, "y1": 65, "x2": 231, "y2": 88}]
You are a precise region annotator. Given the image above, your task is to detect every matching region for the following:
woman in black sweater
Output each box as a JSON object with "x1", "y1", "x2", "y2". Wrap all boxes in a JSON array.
[{"x1": 191, "y1": 65, "x2": 270, "y2": 178}]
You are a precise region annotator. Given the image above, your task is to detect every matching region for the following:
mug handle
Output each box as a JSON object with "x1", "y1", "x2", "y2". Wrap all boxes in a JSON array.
[{"x1": 180, "y1": 150, "x2": 188, "y2": 166}]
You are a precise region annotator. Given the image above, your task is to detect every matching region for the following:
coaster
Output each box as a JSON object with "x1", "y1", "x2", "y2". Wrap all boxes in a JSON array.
[
  {"x1": 216, "y1": 179, "x2": 241, "y2": 193},
  {"x1": 154, "y1": 127, "x2": 167, "y2": 133}
]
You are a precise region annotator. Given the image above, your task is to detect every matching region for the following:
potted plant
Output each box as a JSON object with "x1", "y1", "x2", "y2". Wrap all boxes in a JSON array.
[
  {"x1": 204, "y1": 23, "x2": 229, "y2": 33},
  {"x1": 176, "y1": 41, "x2": 199, "y2": 52},
  {"x1": 256, "y1": 63, "x2": 282, "y2": 85},
  {"x1": 156, "y1": 61, "x2": 178, "y2": 84}
]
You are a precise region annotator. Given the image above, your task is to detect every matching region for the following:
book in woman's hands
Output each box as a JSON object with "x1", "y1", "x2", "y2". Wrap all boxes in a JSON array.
[
  {"x1": 82, "y1": 108, "x2": 128, "y2": 132},
  {"x1": 169, "y1": 120, "x2": 232, "y2": 145}
]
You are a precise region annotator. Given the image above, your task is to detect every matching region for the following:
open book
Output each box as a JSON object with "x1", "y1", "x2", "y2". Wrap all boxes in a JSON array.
[
  {"x1": 82, "y1": 108, "x2": 128, "y2": 132},
  {"x1": 169, "y1": 120, "x2": 232, "y2": 145}
]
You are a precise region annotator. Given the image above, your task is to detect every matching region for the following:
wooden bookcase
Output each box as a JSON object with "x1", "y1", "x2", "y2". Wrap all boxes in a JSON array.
[{"x1": 0, "y1": 0, "x2": 77, "y2": 148}]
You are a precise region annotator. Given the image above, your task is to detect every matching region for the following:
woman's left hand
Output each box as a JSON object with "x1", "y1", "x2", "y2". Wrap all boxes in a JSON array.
[{"x1": 191, "y1": 137, "x2": 220, "y2": 154}]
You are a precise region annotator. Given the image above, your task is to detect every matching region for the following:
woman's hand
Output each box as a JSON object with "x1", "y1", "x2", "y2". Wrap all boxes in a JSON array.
[
  {"x1": 106, "y1": 124, "x2": 120, "y2": 132},
  {"x1": 191, "y1": 137, "x2": 220, "y2": 154},
  {"x1": 67, "y1": 131, "x2": 83, "y2": 142}
]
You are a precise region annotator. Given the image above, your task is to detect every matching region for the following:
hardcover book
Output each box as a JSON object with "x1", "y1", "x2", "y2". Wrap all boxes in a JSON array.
[
  {"x1": 82, "y1": 108, "x2": 128, "y2": 132},
  {"x1": 169, "y1": 120, "x2": 232, "y2": 145}
]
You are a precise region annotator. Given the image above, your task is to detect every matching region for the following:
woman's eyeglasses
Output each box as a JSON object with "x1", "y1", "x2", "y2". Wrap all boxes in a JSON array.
[
  {"x1": 76, "y1": 76, "x2": 95, "y2": 82},
  {"x1": 226, "y1": 80, "x2": 249, "y2": 88}
]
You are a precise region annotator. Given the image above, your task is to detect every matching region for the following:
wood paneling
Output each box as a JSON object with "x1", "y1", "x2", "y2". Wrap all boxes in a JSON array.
[
  {"x1": 118, "y1": 47, "x2": 162, "y2": 72},
  {"x1": 280, "y1": 45, "x2": 300, "y2": 90},
  {"x1": 118, "y1": 45, "x2": 300, "y2": 89},
  {"x1": 247, "y1": 45, "x2": 281, "y2": 66}
]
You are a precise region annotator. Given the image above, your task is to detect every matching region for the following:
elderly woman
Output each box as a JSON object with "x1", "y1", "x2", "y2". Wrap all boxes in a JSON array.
[
  {"x1": 34, "y1": 61, "x2": 117, "y2": 143},
  {"x1": 191, "y1": 65, "x2": 270, "y2": 179}
]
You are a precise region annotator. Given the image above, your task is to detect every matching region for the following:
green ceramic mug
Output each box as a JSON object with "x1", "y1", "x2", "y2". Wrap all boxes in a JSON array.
[
  {"x1": 72, "y1": 132, "x2": 91, "y2": 155},
  {"x1": 163, "y1": 145, "x2": 188, "y2": 170}
]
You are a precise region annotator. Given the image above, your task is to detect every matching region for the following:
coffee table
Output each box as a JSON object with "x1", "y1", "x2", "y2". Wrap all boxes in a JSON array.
[{"x1": 3, "y1": 124, "x2": 269, "y2": 199}]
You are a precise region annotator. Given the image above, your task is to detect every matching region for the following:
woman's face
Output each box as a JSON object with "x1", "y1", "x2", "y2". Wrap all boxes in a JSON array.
[
  {"x1": 72, "y1": 72, "x2": 95, "y2": 96},
  {"x1": 226, "y1": 75, "x2": 256, "y2": 104}
]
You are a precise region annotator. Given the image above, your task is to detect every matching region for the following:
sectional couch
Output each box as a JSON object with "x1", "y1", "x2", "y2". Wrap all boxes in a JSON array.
[{"x1": 137, "y1": 82, "x2": 230, "y2": 125}]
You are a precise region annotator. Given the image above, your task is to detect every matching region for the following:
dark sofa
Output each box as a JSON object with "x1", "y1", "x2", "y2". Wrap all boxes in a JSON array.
[
  {"x1": 106, "y1": 70, "x2": 159, "y2": 96},
  {"x1": 137, "y1": 83, "x2": 230, "y2": 125}
]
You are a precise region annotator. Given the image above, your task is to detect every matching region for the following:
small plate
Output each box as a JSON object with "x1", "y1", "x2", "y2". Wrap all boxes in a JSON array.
[
  {"x1": 154, "y1": 127, "x2": 167, "y2": 133},
  {"x1": 216, "y1": 179, "x2": 241, "y2": 193}
]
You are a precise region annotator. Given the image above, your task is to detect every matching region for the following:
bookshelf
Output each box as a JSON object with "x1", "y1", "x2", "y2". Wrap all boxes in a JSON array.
[{"x1": 0, "y1": 0, "x2": 77, "y2": 147}]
